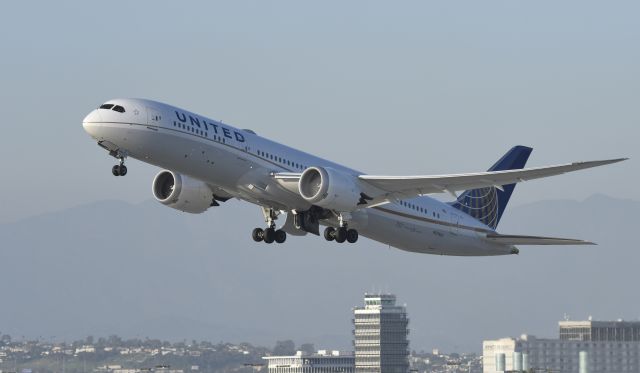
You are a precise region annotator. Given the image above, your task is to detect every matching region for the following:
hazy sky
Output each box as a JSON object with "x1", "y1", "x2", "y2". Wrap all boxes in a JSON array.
[
  {"x1": 0, "y1": 1, "x2": 639, "y2": 355},
  {"x1": 1, "y1": 1, "x2": 637, "y2": 223}
]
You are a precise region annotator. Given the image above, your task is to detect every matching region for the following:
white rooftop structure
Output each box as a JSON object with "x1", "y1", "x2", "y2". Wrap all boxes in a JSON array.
[{"x1": 263, "y1": 350, "x2": 354, "y2": 373}]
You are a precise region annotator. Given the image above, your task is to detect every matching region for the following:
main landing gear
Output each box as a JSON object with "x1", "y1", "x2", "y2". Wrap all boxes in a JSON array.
[
  {"x1": 111, "y1": 154, "x2": 127, "y2": 177},
  {"x1": 323, "y1": 214, "x2": 358, "y2": 244},
  {"x1": 324, "y1": 226, "x2": 358, "y2": 243},
  {"x1": 252, "y1": 227, "x2": 287, "y2": 244},
  {"x1": 252, "y1": 207, "x2": 287, "y2": 244}
]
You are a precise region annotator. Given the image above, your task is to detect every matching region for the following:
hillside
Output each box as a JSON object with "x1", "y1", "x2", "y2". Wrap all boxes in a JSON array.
[{"x1": 1, "y1": 194, "x2": 638, "y2": 352}]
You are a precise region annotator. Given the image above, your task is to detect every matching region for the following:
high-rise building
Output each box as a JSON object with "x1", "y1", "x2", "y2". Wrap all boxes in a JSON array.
[
  {"x1": 483, "y1": 319, "x2": 640, "y2": 373},
  {"x1": 262, "y1": 350, "x2": 354, "y2": 373},
  {"x1": 353, "y1": 294, "x2": 409, "y2": 373}
]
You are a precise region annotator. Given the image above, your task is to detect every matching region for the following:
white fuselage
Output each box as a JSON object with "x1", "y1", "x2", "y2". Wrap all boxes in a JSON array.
[{"x1": 83, "y1": 98, "x2": 516, "y2": 256}]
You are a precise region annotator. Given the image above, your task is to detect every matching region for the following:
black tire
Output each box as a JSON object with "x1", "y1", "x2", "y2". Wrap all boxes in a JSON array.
[
  {"x1": 275, "y1": 230, "x2": 287, "y2": 244},
  {"x1": 112, "y1": 165, "x2": 120, "y2": 176},
  {"x1": 324, "y1": 227, "x2": 335, "y2": 241},
  {"x1": 264, "y1": 228, "x2": 275, "y2": 244},
  {"x1": 346, "y1": 229, "x2": 359, "y2": 243},
  {"x1": 335, "y1": 227, "x2": 347, "y2": 243},
  {"x1": 252, "y1": 228, "x2": 264, "y2": 242},
  {"x1": 119, "y1": 165, "x2": 127, "y2": 176}
]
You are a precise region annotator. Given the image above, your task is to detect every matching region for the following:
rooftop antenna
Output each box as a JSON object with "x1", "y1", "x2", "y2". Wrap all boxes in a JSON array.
[{"x1": 563, "y1": 313, "x2": 570, "y2": 321}]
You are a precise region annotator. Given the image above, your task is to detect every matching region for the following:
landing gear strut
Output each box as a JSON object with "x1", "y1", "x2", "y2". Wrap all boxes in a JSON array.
[
  {"x1": 252, "y1": 208, "x2": 287, "y2": 244},
  {"x1": 323, "y1": 214, "x2": 358, "y2": 244},
  {"x1": 111, "y1": 155, "x2": 127, "y2": 177}
]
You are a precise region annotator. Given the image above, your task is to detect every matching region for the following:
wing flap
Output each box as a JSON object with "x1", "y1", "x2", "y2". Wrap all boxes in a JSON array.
[{"x1": 485, "y1": 233, "x2": 595, "y2": 246}]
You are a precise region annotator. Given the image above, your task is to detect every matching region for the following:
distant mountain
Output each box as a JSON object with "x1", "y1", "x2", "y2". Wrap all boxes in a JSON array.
[{"x1": 1, "y1": 194, "x2": 638, "y2": 353}]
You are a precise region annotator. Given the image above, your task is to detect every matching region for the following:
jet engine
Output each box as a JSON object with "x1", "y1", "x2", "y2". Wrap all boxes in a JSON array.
[
  {"x1": 298, "y1": 167, "x2": 361, "y2": 211},
  {"x1": 152, "y1": 170, "x2": 215, "y2": 213}
]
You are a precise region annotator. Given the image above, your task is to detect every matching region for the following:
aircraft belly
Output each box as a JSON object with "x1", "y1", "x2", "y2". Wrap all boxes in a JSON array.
[
  {"x1": 235, "y1": 168, "x2": 311, "y2": 211},
  {"x1": 360, "y1": 209, "x2": 510, "y2": 256}
]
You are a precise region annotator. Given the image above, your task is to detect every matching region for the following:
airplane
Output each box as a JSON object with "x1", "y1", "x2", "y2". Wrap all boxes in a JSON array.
[{"x1": 82, "y1": 98, "x2": 627, "y2": 256}]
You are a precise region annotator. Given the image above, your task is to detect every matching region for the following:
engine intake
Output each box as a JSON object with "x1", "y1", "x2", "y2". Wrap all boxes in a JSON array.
[
  {"x1": 298, "y1": 167, "x2": 361, "y2": 212},
  {"x1": 152, "y1": 170, "x2": 214, "y2": 214}
]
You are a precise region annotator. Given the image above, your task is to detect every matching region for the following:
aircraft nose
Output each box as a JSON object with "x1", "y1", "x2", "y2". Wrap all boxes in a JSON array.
[{"x1": 82, "y1": 109, "x2": 102, "y2": 137}]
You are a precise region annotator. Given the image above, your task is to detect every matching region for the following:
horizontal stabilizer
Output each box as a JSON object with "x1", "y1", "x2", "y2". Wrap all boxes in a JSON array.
[{"x1": 485, "y1": 233, "x2": 595, "y2": 246}]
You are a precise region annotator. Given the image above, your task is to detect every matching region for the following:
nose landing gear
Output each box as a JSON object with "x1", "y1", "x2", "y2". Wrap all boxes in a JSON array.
[
  {"x1": 97, "y1": 142, "x2": 129, "y2": 177},
  {"x1": 112, "y1": 158, "x2": 127, "y2": 176},
  {"x1": 109, "y1": 149, "x2": 127, "y2": 176}
]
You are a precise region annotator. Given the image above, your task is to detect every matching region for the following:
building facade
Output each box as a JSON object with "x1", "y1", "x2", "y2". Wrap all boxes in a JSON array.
[
  {"x1": 559, "y1": 320, "x2": 640, "y2": 342},
  {"x1": 353, "y1": 294, "x2": 409, "y2": 373},
  {"x1": 483, "y1": 320, "x2": 640, "y2": 373},
  {"x1": 262, "y1": 350, "x2": 355, "y2": 373}
]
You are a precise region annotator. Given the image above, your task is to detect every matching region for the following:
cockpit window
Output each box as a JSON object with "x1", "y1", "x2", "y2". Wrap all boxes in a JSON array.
[
  {"x1": 112, "y1": 105, "x2": 126, "y2": 113},
  {"x1": 99, "y1": 104, "x2": 114, "y2": 110}
]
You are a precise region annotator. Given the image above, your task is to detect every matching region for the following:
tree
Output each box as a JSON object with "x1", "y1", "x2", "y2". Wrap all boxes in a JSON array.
[
  {"x1": 300, "y1": 343, "x2": 315, "y2": 355},
  {"x1": 273, "y1": 340, "x2": 296, "y2": 356},
  {"x1": 107, "y1": 335, "x2": 122, "y2": 346}
]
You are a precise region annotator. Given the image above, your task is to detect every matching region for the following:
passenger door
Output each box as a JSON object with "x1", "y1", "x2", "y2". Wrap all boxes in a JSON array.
[
  {"x1": 147, "y1": 107, "x2": 163, "y2": 126},
  {"x1": 449, "y1": 212, "x2": 461, "y2": 234}
]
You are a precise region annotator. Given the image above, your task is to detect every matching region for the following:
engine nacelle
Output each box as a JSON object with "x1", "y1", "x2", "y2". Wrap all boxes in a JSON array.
[
  {"x1": 152, "y1": 170, "x2": 214, "y2": 214},
  {"x1": 298, "y1": 167, "x2": 361, "y2": 211}
]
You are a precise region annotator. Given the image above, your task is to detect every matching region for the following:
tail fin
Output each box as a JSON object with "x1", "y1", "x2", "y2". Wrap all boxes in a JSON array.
[{"x1": 450, "y1": 145, "x2": 533, "y2": 229}]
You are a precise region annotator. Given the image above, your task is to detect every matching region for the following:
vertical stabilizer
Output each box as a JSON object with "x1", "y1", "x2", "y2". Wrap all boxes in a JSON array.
[{"x1": 449, "y1": 146, "x2": 532, "y2": 229}]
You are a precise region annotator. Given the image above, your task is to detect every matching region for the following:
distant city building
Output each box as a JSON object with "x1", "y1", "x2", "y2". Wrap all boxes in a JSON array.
[
  {"x1": 483, "y1": 319, "x2": 640, "y2": 373},
  {"x1": 559, "y1": 319, "x2": 640, "y2": 341},
  {"x1": 95, "y1": 365, "x2": 183, "y2": 373},
  {"x1": 262, "y1": 350, "x2": 354, "y2": 373},
  {"x1": 353, "y1": 293, "x2": 409, "y2": 373}
]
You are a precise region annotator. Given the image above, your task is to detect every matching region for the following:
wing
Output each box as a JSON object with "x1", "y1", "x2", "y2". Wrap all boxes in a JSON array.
[
  {"x1": 359, "y1": 158, "x2": 627, "y2": 205},
  {"x1": 485, "y1": 233, "x2": 595, "y2": 245}
]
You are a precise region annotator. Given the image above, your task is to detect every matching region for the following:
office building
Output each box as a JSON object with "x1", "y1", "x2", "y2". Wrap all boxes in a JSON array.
[
  {"x1": 353, "y1": 294, "x2": 409, "y2": 373},
  {"x1": 483, "y1": 319, "x2": 640, "y2": 373}
]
